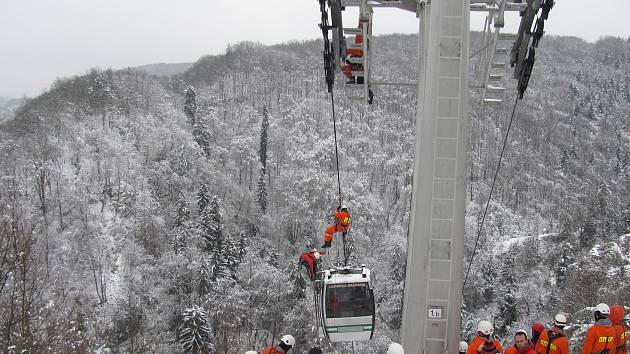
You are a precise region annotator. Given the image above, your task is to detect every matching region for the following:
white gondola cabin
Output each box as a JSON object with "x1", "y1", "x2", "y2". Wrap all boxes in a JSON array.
[{"x1": 320, "y1": 265, "x2": 375, "y2": 342}]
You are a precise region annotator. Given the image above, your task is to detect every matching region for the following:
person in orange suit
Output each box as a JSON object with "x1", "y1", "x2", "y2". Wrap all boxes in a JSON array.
[
  {"x1": 262, "y1": 334, "x2": 295, "y2": 353},
  {"x1": 610, "y1": 305, "x2": 628, "y2": 354},
  {"x1": 322, "y1": 205, "x2": 351, "y2": 248},
  {"x1": 534, "y1": 314, "x2": 569, "y2": 354},
  {"x1": 467, "y1": 320, "x2": 504, "y2": 354},
  {"x1": 505, "y1": 330, "x2": 537, "y2": 354},
  {"x1": 341, "y1": 33, "x2": 365, "y2": 84},
  {"x1": 531, "y1": 322, "x2": 545, "y2": 347},
  {"x1": 581, "y1": 303, "x2": 618, "y2": 354}
]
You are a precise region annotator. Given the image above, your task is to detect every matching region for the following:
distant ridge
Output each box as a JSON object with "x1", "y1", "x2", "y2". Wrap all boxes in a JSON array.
[{"x1": 133, "y1": 62, "x2": 193, "y2": 77}]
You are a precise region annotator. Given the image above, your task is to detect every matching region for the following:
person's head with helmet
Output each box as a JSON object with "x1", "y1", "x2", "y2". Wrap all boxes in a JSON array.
[
  {"x1": 594, "y1": 303, "x2": 611, "y2": 322},
  {"x1": 458, "y1": 341, "x2": 468, "y2": 354},
  {"x1": 311, "y1": 248, "x2": 321, "y2": 260},
  {"x1": 387, "y1": 342, "x2": 404, "y2": 354},
  {"x1": 278, "y1": 334, "x2": 295, "y2": 352},
  {"x1": 340, "y1": 204, "x2": 348, "y2": 212},
  {"x1": 531, "y1": 322, "x2": 545, "y2": 344},
  {"x1": 553, "y1": 313, "x2": 568, "y2": 331},
  {"x1": 477, "y1": 320, "x2": 494, "y2": 339}
]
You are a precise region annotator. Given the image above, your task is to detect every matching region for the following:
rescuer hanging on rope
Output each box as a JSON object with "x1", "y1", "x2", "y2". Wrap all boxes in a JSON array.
[{"x1": 321, "y1": 204, "x2": 351, "y2": 248}]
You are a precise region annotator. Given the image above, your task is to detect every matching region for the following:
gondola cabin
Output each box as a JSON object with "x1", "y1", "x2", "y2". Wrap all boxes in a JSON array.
[{"x1": 321, "y1": 266, "x2": 375, "y2": 342}]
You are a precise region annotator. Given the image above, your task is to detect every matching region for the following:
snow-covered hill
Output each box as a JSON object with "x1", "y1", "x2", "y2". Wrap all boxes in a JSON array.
[{"x1": 0, "y1": 34, "x2": 629, "y2": 353}]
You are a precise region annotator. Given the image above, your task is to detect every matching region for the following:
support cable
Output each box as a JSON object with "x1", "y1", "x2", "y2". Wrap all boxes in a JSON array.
[
  {"x1": 463, "y1": 96, "x2": 520, "y2": 288},
  {"x1": 331, "y1": 91, "x2": 342, "y2": 202}
]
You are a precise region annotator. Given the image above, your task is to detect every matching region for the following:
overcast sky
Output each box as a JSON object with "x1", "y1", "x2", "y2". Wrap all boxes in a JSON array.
[{"x1": 1, "y1": 0, "x2": 629, "y2": 98}]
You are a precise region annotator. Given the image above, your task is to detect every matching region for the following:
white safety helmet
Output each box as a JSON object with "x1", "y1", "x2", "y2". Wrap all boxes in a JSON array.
[
  {"x1": 595, "y1": 303, "x2": 610, "y2": 315},
  {"x1": 459, "y1": 341, "x2": 468, "y2": 352},
  {"x1": 477, "y1": 320, "x2": 494, "y2": 336},
  {"x1": 280, "y1": 334, "x2": 296, "y2": 347},
  {"x1": 340, "y1": 204, "x2": 348, "y2": 211},
  {"x1": 387, "y1": 342, "x2": 405, "y2": 354},
  {"x1": 244, "y1": 351, "x2": 258, "y2": 354},
  {"x1": 313, "y1": 250, "x2": 321, "y2": 260},
  {"x1": 554, "y1": 313, "x2": 567, "y2": 328}
]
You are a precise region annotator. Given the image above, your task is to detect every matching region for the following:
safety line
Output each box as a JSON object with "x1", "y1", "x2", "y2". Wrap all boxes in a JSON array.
[{"x1": 463, "y1": 96, "x2": 520, "y2": 288}]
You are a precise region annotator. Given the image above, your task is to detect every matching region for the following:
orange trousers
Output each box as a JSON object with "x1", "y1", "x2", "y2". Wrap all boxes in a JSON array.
[{"x1": 324, "y1": 224, "x2": 346, "y2": 242}]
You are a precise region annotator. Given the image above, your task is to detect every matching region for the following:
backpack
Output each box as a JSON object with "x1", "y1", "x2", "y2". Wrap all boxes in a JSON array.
[{"x1": 543, "y1": 329, "x2": 565, "y2": 354}]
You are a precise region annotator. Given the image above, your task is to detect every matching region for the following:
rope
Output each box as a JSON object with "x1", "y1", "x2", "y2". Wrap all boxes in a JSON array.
[
  {"x1": 463, "y1": 96, "x2": 520, "y2": 288},
  {"x1": 331, "y1": 91, "x2": 342, "y2": 203},
  {"x1": 330, "y1": 91, "x2": 348, "y2": 266}
]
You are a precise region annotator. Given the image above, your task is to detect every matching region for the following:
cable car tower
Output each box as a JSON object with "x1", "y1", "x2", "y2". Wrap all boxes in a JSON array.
[{"x1": 316, "y1": 0, "x2": 552, "y2": 352}]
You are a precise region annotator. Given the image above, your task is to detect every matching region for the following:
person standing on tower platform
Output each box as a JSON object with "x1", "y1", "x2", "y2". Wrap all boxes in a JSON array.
[
  {"x1": 534, "y1": 314, "x2": 569, "y2": 354},
  {"x1": 580, "y1": 303, "x2": 618, "y2": 354}
]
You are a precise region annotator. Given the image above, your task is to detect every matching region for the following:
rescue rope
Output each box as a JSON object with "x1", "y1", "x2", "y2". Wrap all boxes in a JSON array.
[
  {"x1": 463, "y1": 96, "x2": 520, "y2": 288},
  {"x1": 330, "y1": 90, "x2": 349, "y2": 267},
  {"x1": 331, "y1": 91, "x2": 342, "y2": 203}
]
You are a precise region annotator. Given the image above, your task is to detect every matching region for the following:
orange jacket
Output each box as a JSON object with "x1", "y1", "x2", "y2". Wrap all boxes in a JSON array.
[
  {"x1": 581, "y1": 320, "x2": 618, "y2": 354},
  {"x1": 346, "y1": 35, "x2": 364, "y2": 57},
  {"x1": 262, "y1": 346, "x2": 286, "y2": 354},
  {"x1": 610, "y1": 305, "x2": 628, "y2": 354},
  {"x1": 505, "y1": 344, "x2": 536, "y2": 354},
  {"x1": 334, "y1": 210, "x2": 351, "y2": 228},
  {"x1": 467, "y1": 336, "x2": 504, "y2": 354},
  {"x1": 534, "y1": 328, "x2": 569, "y2": 354}
]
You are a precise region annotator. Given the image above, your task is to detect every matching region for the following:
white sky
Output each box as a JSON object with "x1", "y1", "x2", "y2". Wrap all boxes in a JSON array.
[{"x1": 1, "y1": 0, "x2": 628, "y2": 97}]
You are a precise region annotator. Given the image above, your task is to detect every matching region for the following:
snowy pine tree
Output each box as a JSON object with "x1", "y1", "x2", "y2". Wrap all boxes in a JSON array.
[
  {"x1": 257, "y1": 106, "x2": 269, "y2": 213},
  {"x1": 184, "y1": 86, "x2": 197, "y2": 127},
  {"x1": 192, "y1": 116, "x2": 212, "y2": 157},
  {"x1": 178, "y1": 306, "x2": 213, "y2": 353},
  {"x1": 199, "y1": 195, "x2": 222, "y2": 252},
  {"x1": 257, "y1": 167, "x2": 268, "y2": 213},
  {"x1": 173, "y1": 192, "x2": 192, "y2": 252},
  {"x1": 195, "y1": 258, "x2": 213, "y2": 296},
  {"x1": 197, "y1": 184, "x2": 211, "y2": 213}
]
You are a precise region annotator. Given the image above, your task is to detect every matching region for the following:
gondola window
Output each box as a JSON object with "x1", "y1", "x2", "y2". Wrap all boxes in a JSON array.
[{"x1": 325, "y1": 282, "x2": 373, "y2": 318}]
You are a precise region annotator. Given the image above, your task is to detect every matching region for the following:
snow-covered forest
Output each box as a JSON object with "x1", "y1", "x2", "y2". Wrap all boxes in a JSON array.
[{"x1": 0, "y1": 34, "x2": 629, "y2": 353}]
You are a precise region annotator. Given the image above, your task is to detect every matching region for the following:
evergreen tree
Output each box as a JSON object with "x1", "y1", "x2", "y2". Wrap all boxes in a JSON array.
[
  {"x1": 198, "y1": 196, "x2": 233, "y2": 280},
  {"x1": 259, "y1": 106, "x2": 269, "y2": 168},
  {"x1": 257, "y1": 167, "x2": 268, "y2": 213},
  {"x1": 199, "y1": 195, "x2": 222, "y2": 252},
  {"x1": 192, "y1": 116, "x2": 211, "y2": 157},
  {"x1": 257, "y1": 106, "x2": 269, "y2": 213},
  {"x1": 195, "y1": 259, "x2": 212, "y2": 296},
  {"x1": 178, "y1": 306, "x2": 213, "y2": 353},
  {"x1": 223, "y1": 234, "x2": 241, "y2": 276},
  {"x1": 173, "y1": 192, "x2": 192, "y2": 252},
  {"x1": 197, "y1": 184, "x2": 211, "y2": 213},
  {"x1": 184, "y1": 86, "x2": 197, "y2": 127},
  {"x1": 174, "y1": 192, "x2": 191, "y2": 228}
]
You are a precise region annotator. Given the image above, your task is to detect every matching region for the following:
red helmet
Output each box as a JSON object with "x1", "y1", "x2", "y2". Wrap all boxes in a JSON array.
[{"x1": 531, "y1": 322, "x2": 544, "y2": 334}]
